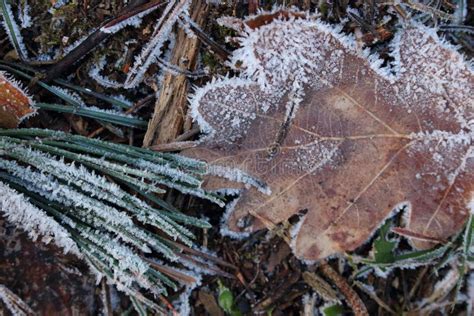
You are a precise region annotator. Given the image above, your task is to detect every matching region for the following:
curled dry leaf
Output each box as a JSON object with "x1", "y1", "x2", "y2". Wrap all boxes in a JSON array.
[
  {"x1": 0, "y1": 71, "x2": 35, "y2": 128},
  {"x1": 184, "y1": 10, "x2": 474, "y2": 261}
]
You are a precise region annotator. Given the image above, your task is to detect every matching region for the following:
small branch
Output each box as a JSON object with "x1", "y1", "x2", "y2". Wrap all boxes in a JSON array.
[
  {"x1": 143, "y1": 0, "x2": 209, "y2": 146},
  {"x1": 179, "y1": 16, "x2": 230, "y2": 61},
  {"x1": 150, "y1": 140, "x2": 197, "y2": 152},
  {"x1": 87, "y1": 94, "x2": 154, "y2": 137},
  {"x1": 43, "y1": 0, "x2": 162, "y2": 82},
  {"x1": 144, "y1": 258, "x2": 198, "y2": 284},
  {"x1": 165, "y1": 239, "x2": 237, "y2": 270},
  {"x1": 391, "y1": 227, "x2": 447, "y2": 244},
  {"x1": 354, "y1": 281, "x2": 396, "y2": 315},
  {"x1": 101, "y1": 279, "x2": 113, "y2": 316}
]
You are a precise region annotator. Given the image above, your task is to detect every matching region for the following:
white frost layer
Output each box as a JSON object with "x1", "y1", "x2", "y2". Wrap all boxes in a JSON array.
[
  {"x1": 207, "y1": 164, "x2": 270, "y2": 194},
  {"x1": 0, "y1": 71, "x2": 34, "y2": 105},
  {"x1": 18, "y1": 1, "x2": 32, "y2": 29},
  {"x1": 88, "y1": 56, "x2": 124, "y2": 89},
  {"x1": 0, "y1": 1, "x2": 29, "y2": 59},
  {"x1": 0, "y1": 284, "x2": 34, "y2": 316},
  {"x1": 51, "y1": 85, "x2": 86, "y2": 107},
  {"x1": 219, "y1": 196, "x2": 250, "y2": 240},
  {"x1": 63, "y1": 29, "x2": 96, "y2": 56},
  {"x1": 0, "y1": 180, "x2": 80, "y2": 256},
  {"x1": 124, "y1": 0, "x2": 191, "y2": 88},
  {"x1": 100, "y1": 6, "x2": 159, "y2": 34},
  {"x1": 188, "y1": 76, "x2": 256, "y2": 139}
]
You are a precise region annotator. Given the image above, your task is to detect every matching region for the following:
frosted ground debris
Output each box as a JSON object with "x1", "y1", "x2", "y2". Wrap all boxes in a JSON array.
[{"x1": 0, "y1": 128, "x2": 233, "y2": 313}]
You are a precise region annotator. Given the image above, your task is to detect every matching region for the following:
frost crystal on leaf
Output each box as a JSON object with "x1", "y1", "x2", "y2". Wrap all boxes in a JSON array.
[
  {"x1": 184, "y1": 10, "x2": 474, "y2": 261},
  {"x1": 0, "y1": 71, "x2": 35, "y2": 128}
]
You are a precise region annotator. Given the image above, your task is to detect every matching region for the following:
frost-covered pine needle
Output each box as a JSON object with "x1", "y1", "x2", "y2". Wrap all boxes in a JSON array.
[
  {"x1": 0, "y1": 0, "x2": 29, "y2": 60},
  {"x1": 17, "y1": 0, "x2": 32, "y2": 29},
  {"x1": 88, "y1": 56, "x2": 124, "y2": 89},
  {"x1": 0, "y1": 180, "x2": 80, "y2": 255},
  {"x1": 0, "y1": 128, "x2": 223, "y2": 313}
]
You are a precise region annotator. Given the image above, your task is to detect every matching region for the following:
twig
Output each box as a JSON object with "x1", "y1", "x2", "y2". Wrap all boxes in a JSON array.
[
  {"x1": 175, "y1": 126, "x2": 200, "y2": 141},
  {"x1": 391, "y1": 227, "x2": 447, "y2": 244},
  {"x1": 101, "y1": 279, "x2": 113, "y2": 316},
  {"x1": 254, "y1": 269, "x2": 301, "y2": 311},
  {"x1": 177, "y1": 253, "x2": 235, "y2": 278},
  {"x1": 303, "y1": 271, "x2": 340, "y2": 302},
  {"x1": 179, "y1": 16, "x2": 230, "y2": 61},
  {"x1": 43, "y1": 0, "x2": 162, "y2": 82},
  {"x1": 143, "y1": 0, "x2": 208, "y2": 146},
  {"x1": 144, "y1": 257, "x2": 198, "y2": 284},
  {"x1": 150, "y1": 140, "x2": 197, "y2": 152},
  {"x1": 408, "y1": 266, "x2": 429, "y2": 300},
  {"x1": 165, "y1": 239, "x2": 237, "y2": 270},
  {"x1": 87, "y1": 94, "x2": 154, "y2": 138},
  {"x1": 354, "y1": 281, "x2": 396, "y2": 315}
]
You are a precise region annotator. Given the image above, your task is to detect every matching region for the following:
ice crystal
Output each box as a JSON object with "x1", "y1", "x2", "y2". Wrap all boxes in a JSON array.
[
  {"x1": 0, "y1": 71, "x2": 36, "y2": 128},
  {"x1": 101, "y1": 6, "x2": 160, "y2": 34},
  {"x1": 0, "y1": 181, "x2": 80, "y2": 255},
  {"x1": 0, "y1": 0, "x2": 28, "y2": 59},
  {"x1": 0, "y1": 284, "x2": 34, "y2": 316},
  {"x1": 0, "y1": 128, "x2": 223, "y2": 312},
  {"x1": 88, "y1": 56, "x2": 124, "y2": 88},
  {"x1": 124, "y1": 0, "x2": 191, "y2": 88},
  {"x1": 17, "y1": 1, "x2": 31, "y2": 29}
]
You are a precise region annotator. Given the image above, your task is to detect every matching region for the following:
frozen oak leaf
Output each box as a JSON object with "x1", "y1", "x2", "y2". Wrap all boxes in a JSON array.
[
  {"x1": 0, "y1": 71, "x2": 35, "y2": 128},
  {"x1": 184, "y1": 10, "x2": 474, "y2": 260}
]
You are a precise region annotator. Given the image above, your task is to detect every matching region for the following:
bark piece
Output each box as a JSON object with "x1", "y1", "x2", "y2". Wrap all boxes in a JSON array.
[{"x1": 143, "y1": 0, "x2": 208, "y2": 146}]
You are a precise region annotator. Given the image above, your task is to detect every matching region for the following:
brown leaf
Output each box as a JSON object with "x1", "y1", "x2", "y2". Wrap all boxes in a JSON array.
[
  {"x1": 197, "y1": 290, "x2": 225, "y2": 316},
  {"x1": 185, "y1": 10, "x2": 474, "y2": 260},
  {"x1": 0, "y1": 72, "x2": 35, "y2": 128}
]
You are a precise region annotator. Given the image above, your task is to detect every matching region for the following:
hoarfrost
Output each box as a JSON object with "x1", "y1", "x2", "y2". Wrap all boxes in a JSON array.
[
  {"x1": 187, "y1": 9, "x2": 473, "y2": 261},
  {"x1": 51, "y1": 85, "x2": 86, "y2": 107},
  {"x1": 0, "y1": 284, "x2": 34, "y2": 316},
  {"x1": 88, "y1": 56, "x2": 124, "y2": 89},
  {"x1": 63, "y1": 29, "x2": 97, "y2": 56},
  {"x1": 207, "y1": 165, "x2": 270, "y2": 194},
  {"x1": 18, "y1": 1, "x2": 32, "y2": 28},
  {"x1": 124, "y1": 0, "x2": 191, "y2": 88},
  {"x1": 84, "y1": 105, "x2": 138, "y2": 119},
  {"x1": 101, "y1": 6, "x2": 160, "y2": 34},
  {"x1": 0, "y1": 181, "x2": 80, "y2": 255},
  {"x1": 0, "y1": 1, "x2": 29, "y2": 59},
  {"x1": 219, "y1": 197, "x2": 250, "y2": 239}
]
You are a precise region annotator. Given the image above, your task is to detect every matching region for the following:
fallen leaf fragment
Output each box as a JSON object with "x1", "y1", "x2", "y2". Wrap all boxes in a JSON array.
[
  {"x1": 185, "y1": 10, "x2": 474, "y2": 261},
  {"x1": 0, "y1": 71, "x2": 35, "y2": 128}
]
